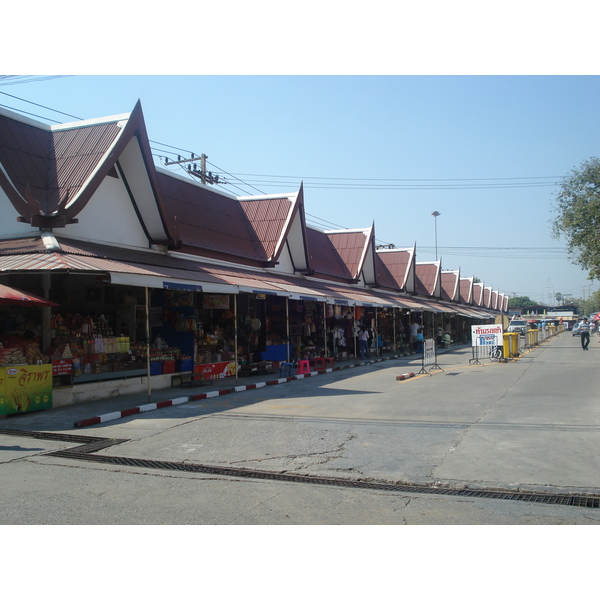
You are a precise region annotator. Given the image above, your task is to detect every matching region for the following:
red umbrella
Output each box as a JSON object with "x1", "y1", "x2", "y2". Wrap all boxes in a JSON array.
[{"x1": 0, "y1": 283, "x2": 59, "y2": 307}]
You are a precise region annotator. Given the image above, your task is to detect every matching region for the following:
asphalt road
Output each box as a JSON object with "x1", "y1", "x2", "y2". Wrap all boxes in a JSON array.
[{"x1": 2, "y1": 332, "x2": 600, "y2": 526}]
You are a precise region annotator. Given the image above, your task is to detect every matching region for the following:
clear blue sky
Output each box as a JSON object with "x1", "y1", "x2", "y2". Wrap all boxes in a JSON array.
[{"x1": 3, "y1": 7, "x2": 600, "y2": 305}]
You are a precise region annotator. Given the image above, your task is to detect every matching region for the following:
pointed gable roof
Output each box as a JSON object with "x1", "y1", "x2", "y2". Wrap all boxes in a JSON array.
[
  {"x1": 415, "y1": 261, "x2": 441, "y2": 297},
  {"x1": 0, "y1": 101, "x2": 175, "y2": 244},
  {"x1": 490, "y1": 290, "x2": 499, "y2": 311},
  {"x1": 306, "y1": 227, "x2": 354, "y2": 283},
  {"x1": 157, "y1": 169, "x2": 271, "y2": 267},
  {"x1": 472, "y1": 282, "x2": 484, "y2": 306},
  {"x1": 325, "y1": 225, "x2": 376, "y2": 285},
  {"x1": 374, "y1": 253, "x2": 400, "y2": 291},
  {"x1": 459, "y1": 277, "x2": 473, "y2": 304},
  {"x1": 238, "y1": 183, "x2": 311, "y2": 272},
  {"x1": 440, "y1": 269, "x2": 460, "y2": 302},
  {"x1": 375, "y1": 245, "x2": 416, "y2": 293},
  {"x1": 483, "y1": 286, "x2": 492, "y2": 308}
]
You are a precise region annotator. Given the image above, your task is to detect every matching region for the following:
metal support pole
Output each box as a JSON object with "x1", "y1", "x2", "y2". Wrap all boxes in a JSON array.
[
  {"x1": 375, "y1": 308, "x2": 379, "y2": 357},
  {"x1": 145, "y1": 287, "x2": 151, "y2": 403},
  {"x1": 234, "y1": 294, "x2": 238, "y2": 385},
  {"x1": 393, "y1": 307, "x2": 397, "y2": 353},
  {"x1": 286, "y1": 297, "x2": 290, "y2": 363},
  {"x1": 41, "y1": 272, "x2": 51, "y2": 353},
  {"x1": 353, "y1": 305, "x2": 358, "y2": 359},
  {"x1": 323, "y1": 301, "x2": 327, "y2": 357}
]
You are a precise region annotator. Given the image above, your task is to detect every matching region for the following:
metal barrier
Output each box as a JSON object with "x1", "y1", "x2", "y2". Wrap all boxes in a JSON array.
[
  {"x1": 478, "y1": 324, "x2": 563, "y2": 365},
  {"x1": 469, "y1": 343, "x2": 503, "y2": 364}
]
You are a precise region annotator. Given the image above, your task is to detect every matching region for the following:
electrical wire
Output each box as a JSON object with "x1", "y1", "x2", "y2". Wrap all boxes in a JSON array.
[
  {"x1": 0, "y1": 75, "x2": 69, "y2": 86},
  {"x1": 0, "y1": 102, "x2": 63, "y2": 124},
  {"x1": 0, "y1": 88, "x2": 570, "y2": 252},
  {"x1": 0, "y1": 90, "x2": 81, "y2": 120},
  {"x1": 1, "y1": 88, "x2": 585, "y2": 302}
]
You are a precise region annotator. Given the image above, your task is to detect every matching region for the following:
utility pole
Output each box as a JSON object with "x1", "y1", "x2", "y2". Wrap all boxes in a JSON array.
[
  {"x1": 581, "y1": 285, "x2": 592, "y2": 301},
  {"x1": 164, "y1": 153, "x2": 221, "y2": 185},
  {"x1": 431, "y1": 211, "x2": 440, "y2": 261}
]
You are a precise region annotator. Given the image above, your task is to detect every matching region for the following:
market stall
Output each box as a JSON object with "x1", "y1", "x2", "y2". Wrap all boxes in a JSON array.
[{"x1": 0, "y1": 283, "x2": 58, "y2": 415}]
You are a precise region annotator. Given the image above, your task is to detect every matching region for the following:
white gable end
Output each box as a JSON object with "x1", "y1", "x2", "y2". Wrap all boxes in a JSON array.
[
  {"x1": 0, "y1": 187, "x2": 33, "y2": 238},
  {"x1": 62, "y1": 173, "x2": 150, "y2": 248}
]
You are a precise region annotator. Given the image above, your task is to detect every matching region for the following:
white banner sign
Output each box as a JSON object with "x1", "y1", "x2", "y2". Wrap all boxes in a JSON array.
[
  {"x1": 471, "y1": 324, "x2": 503, "y2": 347},
  {"x1": 424, "y1": 338, "x2": 435, "y2": 366}
]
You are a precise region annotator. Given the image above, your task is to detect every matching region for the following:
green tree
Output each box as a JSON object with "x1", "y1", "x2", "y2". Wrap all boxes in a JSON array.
[
  {"x1": 578, "y1": 291, "x2": 600, "y2": 316},
  {"x1": 508, "y1": 296, "x2": 535, "y2": 309},
  {"x1": 552, "y1": 157, "x2": 600, "y2": 280}
]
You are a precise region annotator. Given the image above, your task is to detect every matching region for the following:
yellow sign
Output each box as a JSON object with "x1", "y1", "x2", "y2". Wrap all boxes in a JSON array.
[{"x1": 0, "y1": 364, "x2": 53, "y2": 415}]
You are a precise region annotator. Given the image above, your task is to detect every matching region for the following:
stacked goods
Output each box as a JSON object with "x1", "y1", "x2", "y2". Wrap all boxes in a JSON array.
[
  {"x1": 52, "y1": 343, "x2": 74, "y2": 360},
  {"x1": 0, "y1": 335, "x2": 49, "y2": 366},
  {"x1": 23, "y1": 341, "x2": 48, "y2": 364},
  {"x1": 0, "y1": 346, "x2": 27, "y2": 365}
]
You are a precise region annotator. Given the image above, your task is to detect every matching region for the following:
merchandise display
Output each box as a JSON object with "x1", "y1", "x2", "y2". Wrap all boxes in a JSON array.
[
  {"x1": 2, "y1": 280, "x2": 470, "y2": 398},
  {"x1": 0, "y1": 334, "x2": 48, "y2": 366}
]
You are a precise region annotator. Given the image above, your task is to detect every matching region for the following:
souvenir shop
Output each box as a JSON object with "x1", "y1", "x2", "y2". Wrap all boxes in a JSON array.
[{"x1": 0, "y1": 267, "x2": 487, "y2": 413}]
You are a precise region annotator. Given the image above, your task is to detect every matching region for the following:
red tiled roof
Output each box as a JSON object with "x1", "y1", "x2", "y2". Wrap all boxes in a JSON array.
[
  {"x1": 376, "y1": 249, "x2": 413, "y2": 291},
  {"x1": 0, "y1": 114, "x2": 52, "y2": 216},
  {"x1": 0, "y1": 111, "x2": 121, "y2": 220},
  {"x1": 459, "y1": 278, "x2": 473, "y2": 304},
  {"x1": 0, "y1": 103, "x2": 175, "y2": 243},
  {"x1": 472, "y1": 283, "x2": 484, "y2": 305},
  {"x1": 415, "y1": 263, "x2": 439, "y2": 296},
  {"x1": 158, "y1": 172, "x2": 269, "y2": 266},
  {"x1": 239, "y1": 197, "x2": 293, "y2": 261},
  {"x1": 326, "y1": 230, "x2": 369, "y2": 280},
  {"x1": 374, "y1": 254, "x2": 398, "y2": 290},
  {"x1": 306, "y1": 228, "x2": 353, "y2": 282},
  {"x1": 441, "y1": 270, "x2": 459, "y2": 301},
  {"x1": 490, "y1": 290, "x2": 498, "y2": 310},
  {"x1": 483, "y1": 287, "x2": 491, "y2": 307}
]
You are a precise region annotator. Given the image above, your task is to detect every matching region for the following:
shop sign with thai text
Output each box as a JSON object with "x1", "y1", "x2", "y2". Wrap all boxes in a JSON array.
[
  {"x1": 52, "y1": 359, "x2": 73, "y2": 376},
  {"x1": 0, "y1": 364, "x2": 53, "y2": 415},
  {"x1": 471, "y1": 324, "x2": 503, "y2": 347}
]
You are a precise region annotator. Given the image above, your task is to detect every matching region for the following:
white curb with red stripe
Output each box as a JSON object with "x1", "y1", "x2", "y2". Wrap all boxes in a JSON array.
[{"x1": 74, "y1": 356, "x2": 406, "y2": 428}]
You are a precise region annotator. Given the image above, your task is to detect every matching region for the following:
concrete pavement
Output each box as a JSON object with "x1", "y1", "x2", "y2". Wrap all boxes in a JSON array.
[{"x1": 0, "y1": 347, "x2": 450, "y2": 432}]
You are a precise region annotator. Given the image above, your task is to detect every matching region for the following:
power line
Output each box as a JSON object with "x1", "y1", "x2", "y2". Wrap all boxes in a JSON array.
[
  {"x1": 0, "y1": 75, "x2": 69, "y2": 87},
  {"x1": 0, "y1": 90, "x2": 81, "y2": 120},
  {"x1": 0, "y1": 102, "x2": 64, "y2": 123},
  {"x1": 213, "y1": 178, "x2": 559, "y2": 191},
  {"x1": 226, "y1": 172, "x2": 562, "y2": 182},
  {"x1": 0, "y1": 90, "x2": 565, "y2": 224}
]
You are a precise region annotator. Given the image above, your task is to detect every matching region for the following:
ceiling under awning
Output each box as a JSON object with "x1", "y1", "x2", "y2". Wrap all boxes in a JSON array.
[
  {"x1": 0, "y1": 237, "x2": 500, "y2": 318},
  {"x1": 0, "y1": 251, "x2": 238, "y2": 295}
]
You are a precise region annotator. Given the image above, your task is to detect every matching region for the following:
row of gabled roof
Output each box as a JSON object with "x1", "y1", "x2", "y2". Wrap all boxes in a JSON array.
[{"x1": 0, "y1": 101, "x2": 508, "y2": 314}]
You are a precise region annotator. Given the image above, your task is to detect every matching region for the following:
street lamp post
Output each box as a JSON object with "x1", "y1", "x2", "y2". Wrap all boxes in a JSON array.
[{"x1": 431, "y1": 211, "x2": 441, "y2": 261}]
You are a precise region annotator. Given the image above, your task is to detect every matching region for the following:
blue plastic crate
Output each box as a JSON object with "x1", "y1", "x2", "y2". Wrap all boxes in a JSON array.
[
  {"x1": 177, "y1": 359, "x2": 193, "y2": 372},
  {"x1": 150, "y1": 361, "x2": 163, "y2": 375}
]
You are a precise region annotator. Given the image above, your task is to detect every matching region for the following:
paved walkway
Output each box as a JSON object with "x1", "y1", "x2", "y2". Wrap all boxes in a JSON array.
[{"x1": 1, "y1": 346, "x2": 466, "y2": 432}]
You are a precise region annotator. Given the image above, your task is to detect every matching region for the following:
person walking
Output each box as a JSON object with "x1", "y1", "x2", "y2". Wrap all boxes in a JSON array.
[
  {"x1": 409, "y1": 321, "x2": 419, "y2": 352},
  {"x1": 579, "y1": 317, "x2": 591, "y2": 350},
  {"x1": 358, "y1": 326, "x2": 370, "y2": 359}
]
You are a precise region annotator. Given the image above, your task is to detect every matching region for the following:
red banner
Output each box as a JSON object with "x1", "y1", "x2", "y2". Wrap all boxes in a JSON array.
[{"x1": 194, "y1": 361, "x2": 237, "y2": 380}]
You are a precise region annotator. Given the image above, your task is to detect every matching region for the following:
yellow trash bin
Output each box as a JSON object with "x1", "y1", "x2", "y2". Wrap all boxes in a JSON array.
[{"x1": 503, "y1": 332, "x2": 519, "y2": 357}]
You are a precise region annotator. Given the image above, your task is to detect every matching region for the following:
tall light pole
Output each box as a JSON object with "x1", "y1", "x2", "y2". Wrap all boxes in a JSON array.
[{"x1": 431, "y1": 211, "x2": 441, "y2": 261}]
